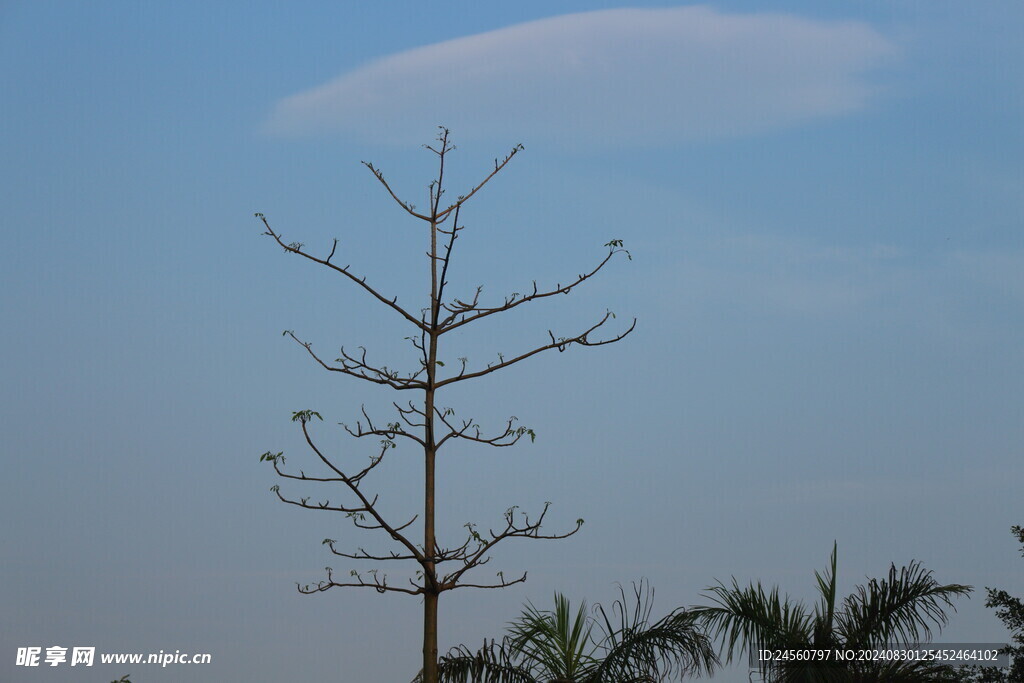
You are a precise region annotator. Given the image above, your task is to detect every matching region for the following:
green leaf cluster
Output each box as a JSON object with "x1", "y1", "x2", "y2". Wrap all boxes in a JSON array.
[{"x1": 291, "y1": 410, "x2": 323, "y2": 424}]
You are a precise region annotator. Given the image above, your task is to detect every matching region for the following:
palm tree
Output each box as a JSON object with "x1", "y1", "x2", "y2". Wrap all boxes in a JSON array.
[
  {"x1": 415, "y1": 581, "x2": 718, "y2": 682},
  {"x1": 691, "y1": 543, "x2": 972, "y2": 683}
]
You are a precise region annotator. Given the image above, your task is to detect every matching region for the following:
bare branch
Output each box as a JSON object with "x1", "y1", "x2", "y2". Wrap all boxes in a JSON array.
[
  {"x1": 283, "y1": 331, "x2": 426, "y2": 391},
  {"x1": 439, "y1": 503, "x2": 583, "y2": 590},
  {"x1": 394, "y1": 401, "x2": 428, "y2": 429},
  {"x1": 285, "y1": 418, "x2": 425, "y2": 564},
  {"x1": 435, "y1": 204, "x2": 460, "y2": 306},
  {"x1": 324, "y1": 539, "x2": 419, "y2": 562},
  {"x1": 439, "y1": 245, "x2": 628, "y2": 334},
  {"x1": 341, "y1": 405, "x2": 427, "y2": 448},
  {"x1": 445, "y1": 572, "x2": 529, "y2": 591},
  {"x1": 298, "y1": 566, "x2": 423, "y2": 596},
  {"x1": 361, "y1": 162, "x2": 431, "y2": 222},
  {"x1": 434, "y1": 143, "x2": 523, "y2": 222},
  {"x1": 433, "y1": 530, "x2": 482, "y2": 564},
  {"x1": 257, "y1": 213, "x2": 426, "y2": 330},
  {"x1": 436, "y1": 312, "x2": 636, "y2": 388},
  {"x1": 434, "y1": 409, "x2": 535, "y2": 451},
  {"x1": 427, "y1": 127, "x2": 451, "y2": 216},
  {"x1": 271, "y1": 413, "x2": 397, "y2": 491},
  {"x1": 272, "y1": 468, "x2": 346, "y2": 485},
  {"x1": 273, "y1": 486, "x2": 377, "y2": 515}
]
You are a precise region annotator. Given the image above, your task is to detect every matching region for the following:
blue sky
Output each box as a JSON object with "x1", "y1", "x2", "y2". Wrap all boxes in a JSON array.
[{"x1": 1, "y1": 2, "x2": 1021, "y2": 681}]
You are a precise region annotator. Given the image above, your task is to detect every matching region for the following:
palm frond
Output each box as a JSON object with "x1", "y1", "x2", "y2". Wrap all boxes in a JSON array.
[
  {"x1": 431, "y1": 581, "x2": 722, "y2": 683},
  {"x1": 694, "y1": 546, "x2": 971, "y2": 683},
  {"x1": 413, "y1": 639, "x2": 536, "y2": 683},
  {"x1": 812, "y1": 542, "x2": 840, "y2": 648},
  {"x1": 693, "y1": 578, "x2": 812, "y2": 665},
  {"x1": 592, "y1": 607, "x2": 718, "y2": 682},
  {"x1": 508, "y1": 593, "x2": 598, "y2": 680},
  {"x1": 837, "y1": 560, "x2": 972, "y2": 648}
]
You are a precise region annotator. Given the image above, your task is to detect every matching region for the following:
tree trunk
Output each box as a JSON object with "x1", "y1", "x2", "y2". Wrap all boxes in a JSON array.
[
  {"x1": 423, "y1": 212, "x2": 441, "y2": 683},
  {"x1": 422, "y1": 589, "x2": 438, "y2": 683},
  {"x1": 421, "y1": 435, "x2": 438, "y2": 682}
]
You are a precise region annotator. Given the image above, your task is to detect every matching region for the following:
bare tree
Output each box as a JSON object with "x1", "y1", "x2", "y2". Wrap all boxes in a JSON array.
[{"x1": 255, "y1": 128, "x2": 634, "y2": 683}]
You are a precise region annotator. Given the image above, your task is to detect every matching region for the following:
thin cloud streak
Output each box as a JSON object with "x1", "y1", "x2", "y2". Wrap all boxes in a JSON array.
[{"x1": 265, "y1": 6, "x2": 897, "y2": 146}]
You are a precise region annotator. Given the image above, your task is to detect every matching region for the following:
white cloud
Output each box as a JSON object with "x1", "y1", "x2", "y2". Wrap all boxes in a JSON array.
[{"x1": 265, "y1": 6, "x2": 896, "y2": 146}]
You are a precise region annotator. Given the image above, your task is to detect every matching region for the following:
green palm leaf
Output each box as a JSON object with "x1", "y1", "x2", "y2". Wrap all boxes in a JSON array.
[
  {"x1": 836, "y1": 559, "x2": 971, "y2": 648},
  {"x1": 591, "y1": 580, "x2": 717, "y2": 682},
  {"x1": 692, "y1": 579, "x2": 812, "y2": 665},
  {"x1": 693, "y1": 545, "x2": 971, "y2": 683},
  {"x1": 426, "y1": 639, "x2": 536, "y2": 683},
  {"x1": 508, "y1": 594, "x2": 598, "y2": 680},
  {"x1": 425, "y1": 582, "x2": 718, "y2": 682}
]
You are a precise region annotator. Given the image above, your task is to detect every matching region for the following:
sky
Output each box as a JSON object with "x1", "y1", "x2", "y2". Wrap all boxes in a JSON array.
[{"x1": 1, "y1": 1, "x2": 1022, "y2": 681}]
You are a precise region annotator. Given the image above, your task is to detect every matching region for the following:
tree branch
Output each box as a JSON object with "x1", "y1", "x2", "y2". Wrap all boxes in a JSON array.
[
  {"x1": 439, "y1": 245, "x2": 628, "y2": 334},
  {"x1": 434, "y1": 408, "x2": 535, "y2": 451},
  {"x1": 446, "y1": 572, "x2": 529, "y2": 591},
  {"x1": 281, "y1": 412, "x2": 426, "y2": 564},
  {"x1": 361, "y1": 162, "x2": 431, "y2": 222},
  {"x1": 324, "y1": 540, "x2": 419, "y2": 562},
  {"x1": 283, "y1": 331, "x2": 427, "y2": 391},
  {"x1": 439, "y1": 503, "x2": 583, "y2": 590},
  {"x1": 342, "y1": 404, "x2": 427, "y2": 448},
  {"x1": 435, "y1": 142, "x2": 523, "y2": 222},
  {"x1": 256, "y1": 213, "x2": 426, "y2": 330},
  {"x1": 436, "y1": 311, "x2": 636, "y2": 388},
  {"x1": 299, "y1": 567, "x2": 423, "y2": 596}
]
